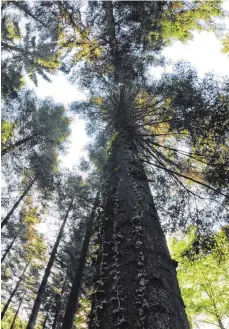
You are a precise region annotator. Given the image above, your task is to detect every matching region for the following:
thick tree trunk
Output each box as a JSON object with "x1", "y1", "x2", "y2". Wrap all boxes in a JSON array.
[
  {"x1": 26, "y1": 201, "x2": 73, "y2": 329},
  {"x1": 1, "y1": 134, "x2": 34, "y2": 156},
  {"x1": 1, "y1": 178, "x2": 36, "y2": 229},
  {"x1": 1, "y1": 262, "x2": 29, "y2": 319},
  {"x1": 1, "y1": 233, "x2": 19, "y2": 262},
  {"x1": 61, "y1": 193, "x2": 99, "y2": 329},
  {"x1": 9, "y1": 294, "x2": 25, "y2": 329},
  {"x1": 89, "y1": 130, "x2": 190, "y2": 329}
]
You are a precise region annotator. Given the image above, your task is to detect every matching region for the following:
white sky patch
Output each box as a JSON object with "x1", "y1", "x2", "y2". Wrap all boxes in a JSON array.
[
  {"x1": 24, "y1": 71, "x2": 87, "y2": 106},
  {"x1": 59, "y1": 116, "x2": 91, "y2": 169},
  {"x1": 150, "y1": 30, "x2": 229, "y2": 79}
]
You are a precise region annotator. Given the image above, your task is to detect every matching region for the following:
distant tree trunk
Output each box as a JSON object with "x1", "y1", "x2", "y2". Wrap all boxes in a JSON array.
[
  {"x1": 52, "y1": 275, "x2": 68, "y2": 329},
  {"x1": 88, "y1": 130, "x2": 190, "y2": 329},
  {"x1": 1, "y1": 233, "x2": 19, "y2": 262},
  {"x1": 9, "y1": 293, "x2": 25, "y2": 329},
  {"x1": 1, "y1": 261, "x2": 29, "y2": 319},
  {"x1": 61, "y1": 193, "x2": 99, "y2": 329},
  {"x1": 1, "y1": 134, "x2": 34, "y2": 156},
  {"x1": 41, "y1": 312, "x2": 49, "y2": 329},
  {"x1": 217, "y1": 319, "x2": 226, "y2": 329},
  {"x1": 1, "y1": 178, "x2": 36, "y2": 229},
  {"x1": 26, "y1": 200, "x2": 73, "y2": 329}
]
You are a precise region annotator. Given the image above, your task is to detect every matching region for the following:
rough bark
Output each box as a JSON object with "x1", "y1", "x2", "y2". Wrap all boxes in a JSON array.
[
  {"x1": 89, "y1": 130, "x2": 190, "y2": 329},
  {"x1": 26, "y1": 200, "x2": 73, "y2": 329},
  {"x1": 9, "y1": 294, "x2": 25, "y2": 329},
  {"x1": 1, "y1": 178, "x2": 36, "y2": 229},
  {"x1": 61, "y1": 192, "x2": 99, "y2": 329},
  {"x1": 1, "y1": 134, "x2": 34, "y2": 156},
  {"x1": 1, "y1": 261, "x2": 29, "y2": 319}
]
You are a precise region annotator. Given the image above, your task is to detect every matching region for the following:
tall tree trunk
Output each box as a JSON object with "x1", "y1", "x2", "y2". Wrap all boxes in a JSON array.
[
  {"x1": 89, "y1": 130, "x2": 190, "y2": 329},
  {"x1": 1, "y1": 178, "x2": 36, "y2": 229},
  {"x1": 9, "y1": 293, "x2": 25, "y2": 329},
  {"x1": 26, "y1": 200, "x2": 73, "y2": 329},
  {"x1": 61, "y1": 193, "x2": 100, "y2": 329},
  {"x1": 1, "y1": 232, "x2": 19, "y2": 262},
  {"x1": 1, "y1": 261, "x2": 29, "y2": 319},
  {"x1": 1, "y1": 134, "x2": 34, "y2": 157}
]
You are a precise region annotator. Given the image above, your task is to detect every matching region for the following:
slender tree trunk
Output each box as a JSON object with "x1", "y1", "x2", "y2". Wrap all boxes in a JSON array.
[
  {"x1": 61, "y1": 193, "x2": 100, "y2": 329},
  {"x1": 1, "y1": 233, "x2": 19, "y2": 262},
  {"x1": 203, "y1": 276, "x2": 226, "y2": 329},
  {"x1": 89, "y1": 130, "x2": 190, "y2": 329},
  {"x1": 1, "y1": 178, "x2": 36, "y2": 229},
  {"x1": 9, "y1": 294, "x2": 25, "y2": 329},
  {"x1": 217, "y1": 319, "x2": 225, "y2": 329},
  {"x1": 26, "y1": 201, "x2": 73, "y2": 329},
  {"x1": 52, "y1": 275, "x2": 68, "y2": 329},
  {"x1": 1, "y1": 135, "x2": 34, "y2": 157},
  {"x1": 52, "y1": 298, "x2": 60, "y2": 329},
  {"x1": 41, "y1": 312, "x2": 49, "y2": 329},
  {"x1": 1, "y1": 262, "x2": 29, "y2": 319}
]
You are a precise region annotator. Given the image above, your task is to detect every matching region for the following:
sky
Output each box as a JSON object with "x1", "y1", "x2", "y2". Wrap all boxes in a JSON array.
[{"x1": 27, "y1": 6, "x2": 229, "y2": 329}]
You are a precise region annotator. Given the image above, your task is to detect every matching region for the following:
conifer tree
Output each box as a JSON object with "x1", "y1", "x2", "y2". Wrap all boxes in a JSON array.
[{"x1": 67, "y1": 2, "x2": 228, "y2": 329}]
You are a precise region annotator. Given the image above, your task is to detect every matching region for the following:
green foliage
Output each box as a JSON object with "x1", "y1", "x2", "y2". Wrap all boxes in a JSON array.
[
  {"x1": 222, "y1": 33, "x2": 229, "y2": 54},
  {"x1": 170, "y1": 228, "x2": 229, "y2": 328},
  {"x1": 1, "y1": 61, "x2": 25, "y2": 99},
  {"x1": 1, "y1": 2, "x2": 62, "y2": 98},
  {"x1": 1, "y1": 303, "x2": 27, "y2": 329},
  {"x1": 159, "y1": 1, "x2": 223, "y2": 43},
  {"x1": 20, "y1": 197, "x2": 47, "y2": 264},
  {"x1": 1, "y1": 120, "x2": 15, "y2": 147},
  {"x1": 105, "y1": 131, "x2": 119, "y2": 159},
  {"x1": 74, "y1": 297, "x2": 91, "y2": 329},
  {"x1": 1, "y1": 15, "x2": 21, "y2": 42}
]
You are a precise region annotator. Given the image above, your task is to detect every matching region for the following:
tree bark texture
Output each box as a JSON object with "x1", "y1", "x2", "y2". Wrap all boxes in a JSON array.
[
  {"x1": 26, "y1": 200, "x2": 73, "y2": 329},
  {"x1": 89, "y1": 130, "x2": 190, "y2": 329},
  {"x1": 1, "y1": 261, "x2": 29, "y2": 319},
  {"x1": 61, "y1": 192, "x2": 100, "y2": 329},
  {"x1": 1, "y1": 178, "x2": 36, "y2": 229}
]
